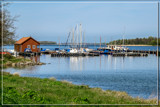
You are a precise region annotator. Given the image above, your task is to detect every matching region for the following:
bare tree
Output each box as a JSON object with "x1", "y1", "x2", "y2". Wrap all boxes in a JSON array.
[{"x1": 0, "y1": 3, "x2": 17, "y2": 47}]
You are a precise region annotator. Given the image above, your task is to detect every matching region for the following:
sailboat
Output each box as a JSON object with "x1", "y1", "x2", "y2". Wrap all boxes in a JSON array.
[{"x1": 65, "y1": 24, "x2": 92, "y2": 54}]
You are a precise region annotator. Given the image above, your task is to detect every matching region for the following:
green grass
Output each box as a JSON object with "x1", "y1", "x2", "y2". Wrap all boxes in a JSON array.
[{"x1": 1, "y1": 72, "x2": 158, "y2": 106}]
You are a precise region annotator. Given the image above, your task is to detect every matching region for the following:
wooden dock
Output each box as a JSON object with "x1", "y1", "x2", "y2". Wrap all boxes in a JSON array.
[
  {"x1": 17, "y1": 49, "x2": 157, "y2": 57},
  {"x1": 119, "y1": 50, "x2": 157, "y2": 54},
  {"x1": 112, "y1": 52, "x2": 148, "y2": 57},
  {"x1": 51, "y1": 53, "x2": 100, "y2": 57},
  {"x1": 19, "y1": 52, "x2": 41, "y2": 56}
]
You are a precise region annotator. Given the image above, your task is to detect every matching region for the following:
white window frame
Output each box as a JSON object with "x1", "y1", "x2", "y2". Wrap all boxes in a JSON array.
[
  {"x1": 33, "y1": 45, "x2": 36, "y2": 49},
  {"x1": 27, "y1": 45, "x2": 31, "y2": 48}
]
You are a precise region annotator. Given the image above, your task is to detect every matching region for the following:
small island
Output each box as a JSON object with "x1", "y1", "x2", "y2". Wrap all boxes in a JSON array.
[{"x1": 38, "y1": 41, "x2": 57, "y2": 45}]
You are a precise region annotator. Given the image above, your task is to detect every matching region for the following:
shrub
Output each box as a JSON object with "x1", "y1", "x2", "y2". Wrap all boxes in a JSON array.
[
  {"x1": 3, "y1": 54, "x2": 15, "y2": 60},
  {"x1": 72, "y1": 97, "x2": 90, "y2": 104},
  {"x1": 3, "y1": 87, "x2": 45, "y2": 104}
]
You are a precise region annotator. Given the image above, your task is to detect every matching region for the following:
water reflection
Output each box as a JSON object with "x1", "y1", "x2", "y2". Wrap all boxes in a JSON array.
[
  {"x1": 20, "y1": 55, "x2": 157, "y2": 74},
  {"x1": 24, "y1": 55, "x2": 40, "y2": 63},
  {"x1": 64, "y1": 55, "x2": 154, "y2": 72},
  {"x1": 69, "y1": 56, "x2": 87, "y2": 71}
]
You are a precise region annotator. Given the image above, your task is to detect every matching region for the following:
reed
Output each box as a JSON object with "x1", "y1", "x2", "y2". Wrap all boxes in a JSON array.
[
  {"x1": 13, "y1": 72, "x2": 20, "y2": 76},
  {"x1": 49, "y1": 77, "x2": 56, "y2": 81}
]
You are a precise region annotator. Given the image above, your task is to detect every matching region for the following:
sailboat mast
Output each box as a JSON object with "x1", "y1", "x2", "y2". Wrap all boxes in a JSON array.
[
  {"x1": 123, "y1": 26, "x2": 126, "y2": 46},
  {"x1": 83, "y1": 31, "x2": 85, "y2": 48},
  {"x1": 94, "y1": 41, "x2": 96, "y2": 49},
  {"x1": 80, "y1": 24, "x2": 82, "y2": 48},
  {"x1": 111, "y1": 37, "x2": 112, "y2": 45},
  {"x1": 76, "y1": 24, "x2": 78, "y2": 48},
  {"x1": 100, "y1": 36, "x2": 101, "y2": 48},
  {"x1": 59, "y1": 37, "x2": 60, "y2": 49},
  {"x1": 123, "y1": 35, "x2": 124, "y2": 46},
  {"x1": 72, "y1": 28, "x2": 74, "y2": 47}
]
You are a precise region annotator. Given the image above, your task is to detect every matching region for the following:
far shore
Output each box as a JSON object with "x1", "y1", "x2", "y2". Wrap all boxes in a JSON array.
[{"x1": 115, "y1": 45, "x2": 154, "y2": 46}]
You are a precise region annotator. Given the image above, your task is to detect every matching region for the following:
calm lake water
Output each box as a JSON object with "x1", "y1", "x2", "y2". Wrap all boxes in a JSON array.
[{"x1": 3, "y1": 45, "x2": 159, "y2": 99}]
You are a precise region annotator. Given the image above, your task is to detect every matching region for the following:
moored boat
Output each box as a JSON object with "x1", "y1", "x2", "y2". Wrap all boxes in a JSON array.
[
  {"x1": 97, "y1": 47, "x2": 112, "y2": 54},
  {"x1": 107, "y1": 45, "x2": 129, "y2": 51}
]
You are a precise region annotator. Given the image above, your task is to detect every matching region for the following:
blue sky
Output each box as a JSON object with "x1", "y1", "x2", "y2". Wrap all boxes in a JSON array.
[{"x1": 6, "y1": 2, "x2": 158, "y2": 43}]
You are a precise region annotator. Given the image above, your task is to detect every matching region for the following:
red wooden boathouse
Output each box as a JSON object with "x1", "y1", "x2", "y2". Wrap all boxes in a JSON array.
[{"x1": 14, "y1": 37, "x2": 40, "y2": 52}]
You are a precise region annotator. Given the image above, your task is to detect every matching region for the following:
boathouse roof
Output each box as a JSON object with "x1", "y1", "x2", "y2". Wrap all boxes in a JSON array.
[{"x1": 15, "y1": 37, "x2": 40, "y2": 45}]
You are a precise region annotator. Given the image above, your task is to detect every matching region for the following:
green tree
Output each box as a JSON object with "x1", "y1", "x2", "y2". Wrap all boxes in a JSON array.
[
  {"x1": 150, "y1": 40, "x2": 156, "y2": 45},
  {"x1": 108, "y1": 36, "x2": 159, "y2": 45}
]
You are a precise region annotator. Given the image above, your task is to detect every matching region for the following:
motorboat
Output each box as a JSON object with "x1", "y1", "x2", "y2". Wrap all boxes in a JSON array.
[{"x1": 107, "y1": 45, "x2": 129, "y2": 51}]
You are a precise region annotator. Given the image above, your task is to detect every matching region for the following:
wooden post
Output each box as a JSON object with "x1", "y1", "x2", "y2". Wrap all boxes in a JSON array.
[{"x1": 100, "y1": 36, "x2": 101, "y2": 48}]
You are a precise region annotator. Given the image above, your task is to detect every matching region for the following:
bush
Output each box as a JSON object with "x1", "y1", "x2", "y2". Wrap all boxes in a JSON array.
[
  {"x1": 3, "y1": 87, "x2": 45, "y2": 104},
  {"x1": 3, "y1": 54, "x2": 15, "y2": 60},
  {"x1": 72, "y1": 97, "x2": 90, "y2": 104}
]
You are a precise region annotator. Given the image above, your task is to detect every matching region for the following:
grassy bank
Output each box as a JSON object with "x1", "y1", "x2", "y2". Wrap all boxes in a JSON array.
[
  {"x1": 1, "y1": 54, "x2": 30, "y2": 65},
  {"x1": 1, "y1": 54, "x2": 44, "y2": 68},
  {"x1": 1, "y1": 72, "x2": 157, "y2": 105}
]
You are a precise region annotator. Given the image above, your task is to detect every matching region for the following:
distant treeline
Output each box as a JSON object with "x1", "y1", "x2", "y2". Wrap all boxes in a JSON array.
[
  {"x1": 38, "y1": 41, "x2": 57, "y2": 45},
  {"x1": 108, "y1": 36, "x2": 160, "y2": 45}
]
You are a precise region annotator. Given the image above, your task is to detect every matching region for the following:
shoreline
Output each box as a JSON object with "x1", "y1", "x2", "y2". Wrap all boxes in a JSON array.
[
  {"x1": 2, "y1": 71, "x2": 157, "y2": 104},
  {"x1": 7, "y1": 73, "x2": 155, "y2": 100},
  {"x1": 2, "y1": 54, "x2": 45, "y2": 68}
]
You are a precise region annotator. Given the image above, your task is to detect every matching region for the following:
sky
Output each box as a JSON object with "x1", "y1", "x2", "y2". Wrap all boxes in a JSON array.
[{"x1": 6, "y1": 1, "x2": 158, "y2": 43}]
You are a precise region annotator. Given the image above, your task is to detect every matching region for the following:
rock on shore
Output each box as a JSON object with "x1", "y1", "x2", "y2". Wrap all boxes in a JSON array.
[{"x1": 4, "y1": 61, "x2": 46, "y2": 67}]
